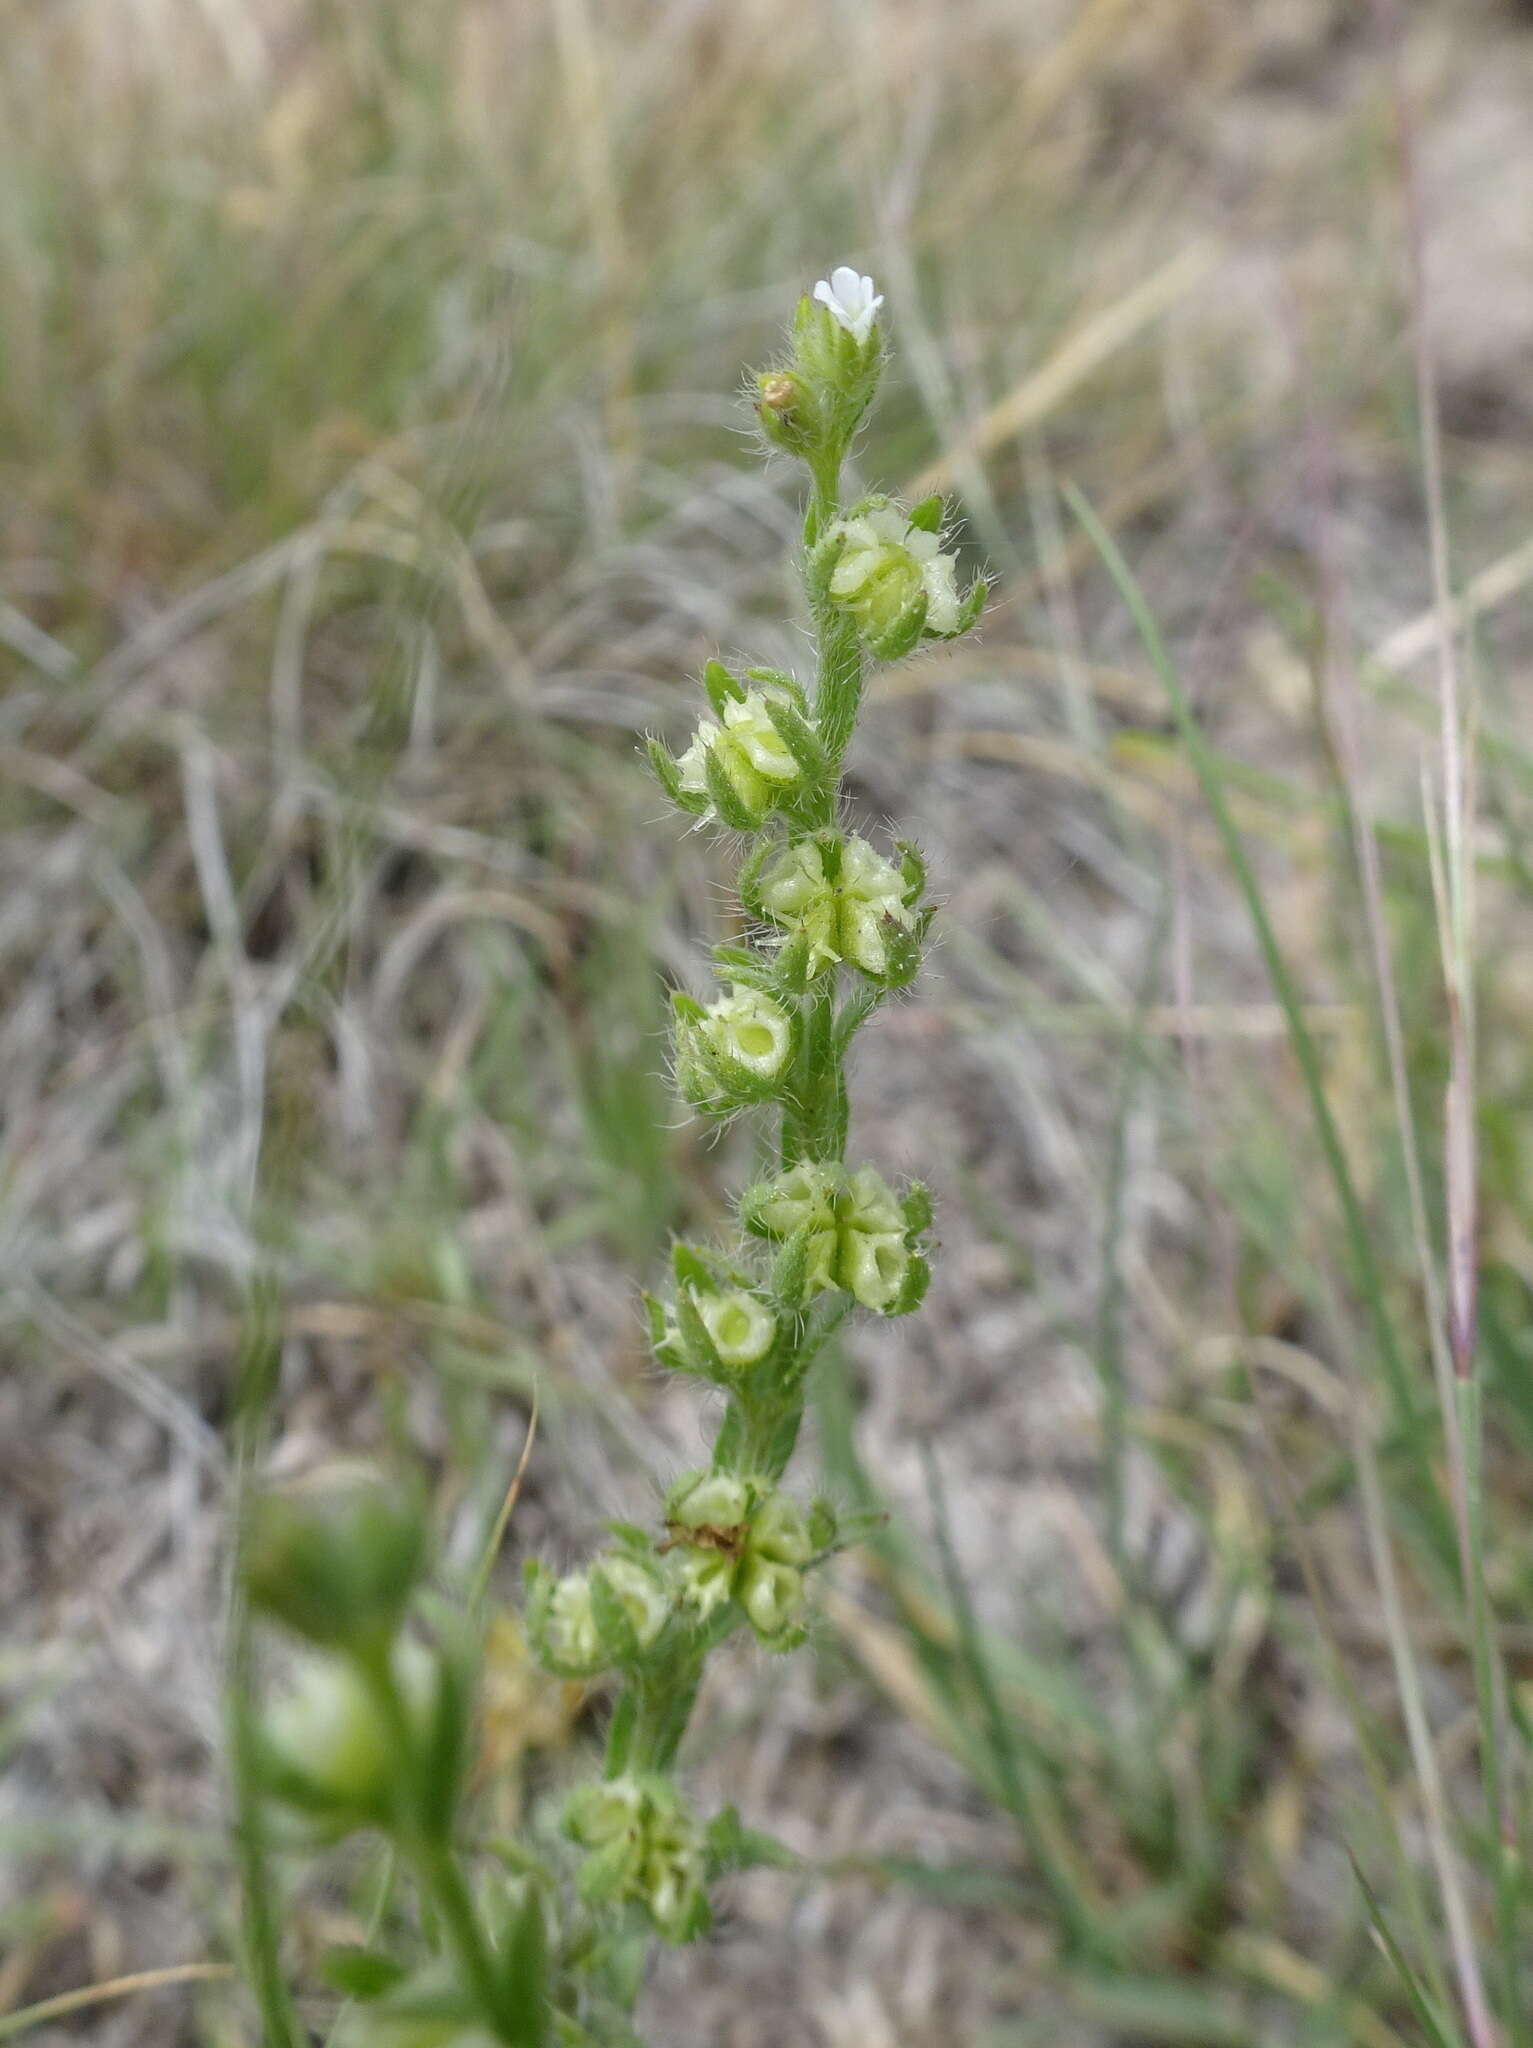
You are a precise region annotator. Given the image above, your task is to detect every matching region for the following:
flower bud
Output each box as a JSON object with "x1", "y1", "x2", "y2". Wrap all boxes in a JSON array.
[
  {"x1": 673, "y1": 983, "x2": 794, "y2": 1114},
  {"x1": 564, "y1": 1775, "x2": 710, "y2": 1944},
  {"x1": 755, "y1": 368, "x2": 820, "y2": 455},
  {"x1": 245, "y1": 1470, "x2": 425, "y2": 1651},
  {"x1": 815, "y1": 496, "x2": 984, "y2": 660},
  {"x1": 756, "y1": 832, "x2": 920, "y2": 984},
  {"x1": 793, "y1": 267, "x2": 884, "y2": 416}
]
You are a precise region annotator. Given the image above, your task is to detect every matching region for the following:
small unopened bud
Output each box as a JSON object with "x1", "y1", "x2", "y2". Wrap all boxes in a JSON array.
[{"x1": 755, "y1": 369, "x2": 819, "y2": 455}]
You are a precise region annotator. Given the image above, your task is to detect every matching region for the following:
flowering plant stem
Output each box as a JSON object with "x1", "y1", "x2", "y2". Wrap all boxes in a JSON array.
[{"x1": 237, "y1": 269, "x2": 985, "y2": 2047}]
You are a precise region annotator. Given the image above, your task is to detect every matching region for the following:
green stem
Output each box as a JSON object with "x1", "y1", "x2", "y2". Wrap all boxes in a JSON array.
[
  {"x1": 1458, "y1": 1376, "x2": 1526, "y2": 2046},
  {"x1": 415, "y1": 1835, "x2": 506, "y2": 2032},
  {"x1": 787, "y1": 985, "x2": 843, "y2": 1163},
  {"x1": 228, "y1": 1277, "x2": 304, "y2": 2048},
  {"x1": 813, "y1": 610, "x2": 864, "y2": 769},
  {"x1": 227, "y1": 1595, "x2": 305, "y2": 2048},
  {"x1": 804, "y1": 452, "x2": 842, "y2": 547},
  {"x1": 621, "y1": 1616, "x2": 738, "y2": 1776},
  {"x1": 1067, "y1": 483, "x2": 1454, "y2": 1572},
  {"x1": 359, "y1": 1648, "x2": 507, "y2": 2037}
]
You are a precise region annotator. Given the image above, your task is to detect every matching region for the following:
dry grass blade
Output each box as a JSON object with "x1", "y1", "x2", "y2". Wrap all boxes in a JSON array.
[
  {"x1": 0, "y1": 1963, "x2": 233, "y2": 2040},
  {"x1": 908, "y1": 242, "x2": 1218, "y2": 497},
  {"x1": 470, "y1": 1391, "x2": 540, "y2": 1613}
]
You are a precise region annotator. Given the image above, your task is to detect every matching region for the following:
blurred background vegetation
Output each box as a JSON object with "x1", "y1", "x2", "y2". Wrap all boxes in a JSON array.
[{"x1": 8, "y1": 0, "x2": 1533, "y2": 2042}]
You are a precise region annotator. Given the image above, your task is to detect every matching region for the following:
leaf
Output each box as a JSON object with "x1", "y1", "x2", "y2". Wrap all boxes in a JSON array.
[
  {"x1": 1056, "y1": 1969, "x2": 1252, "y2": 2046},
  {"x1": 640, "y1": 1291, "x2": 668, "y2": 1347},
  {"x1": 1064, "y1": 482, "x2": 1452, "y2": 1573},
  {"x1": 705, "y1": 1804, "x2": 802, "y2": 1874},
  {"x1": 416, "y1": 1626, "x2": 474, "y2": 1839},
  {"x1": 1347, "y1": 1851, "x2": 1457, "y2": 2048},
  {"x1": 763, "y1": 694, "x2": 830, "y2": 783},
  {"x1": 703, "y1": 745, "x2": 761, "y2": 831},
  {"x1": 645, "y1": 737, "x2": 707, "y2": 815},
  {"x1": 674, "y1": 1290, "x2": 725, "y2": 1379},
  {"x1": 745, "y1": 666, "x2": 809, "y2": 713},
  {"x1": 671, "y1": 1242, "x2": 714, "y2": 1291},
  {"x1": 588, "y1": 1565, "x2": 641, "y2": 1666},
  {"x1": 603, "y1": 1689, "x2": 637, "y2": 1777},
  {"x1": 702, "y1": 657, "x2": 744, "y2": 712},
  {"x1": 494, "y1": 1884, "x2": 549, "y2": 2047},
  {"x1": 853, "y1": 1854, "x2": 1032, "y2": 1910},
  {"x1": 318, "y1": 1948, "x2": 408, "y2": 2001}
]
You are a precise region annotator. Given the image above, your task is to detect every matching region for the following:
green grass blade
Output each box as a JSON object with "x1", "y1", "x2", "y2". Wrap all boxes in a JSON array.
[
  {"x1": 1349, "y1": 1852, "x2": 1459, "y2": 2048},
  {"x1": 1064, "y1": 482, "x2": 1452, "y2": 1572}
]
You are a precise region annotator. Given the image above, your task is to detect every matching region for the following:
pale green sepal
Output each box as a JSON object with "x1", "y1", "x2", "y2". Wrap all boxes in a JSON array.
[
  {"x1": 646, "y1": 736, "x2": 708, "y2": 814},
  {"x1": 702, "y1": 658, "x2": 744, "y2": 716},
  {"x1": 762, "y1": 694, "x2": 830, "y2": 784},
  {"x1": 702, "y1": 742, "x2": 764, "y2": 832}
]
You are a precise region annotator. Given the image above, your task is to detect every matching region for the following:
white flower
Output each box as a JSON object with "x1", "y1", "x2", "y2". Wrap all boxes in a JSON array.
[{"x1": 813, "y1": 265, "x2": 884, "y2": 346}]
